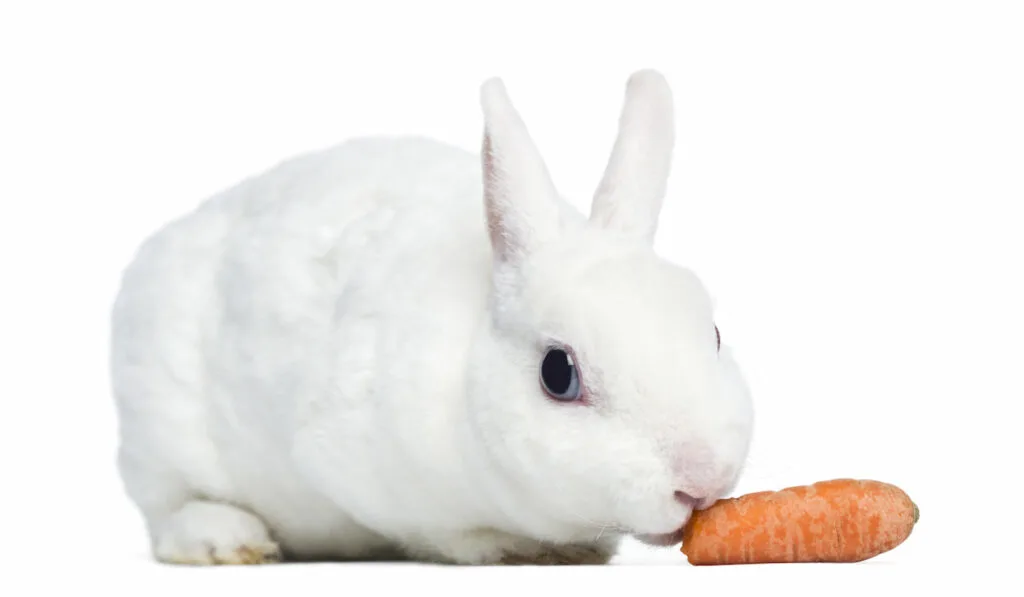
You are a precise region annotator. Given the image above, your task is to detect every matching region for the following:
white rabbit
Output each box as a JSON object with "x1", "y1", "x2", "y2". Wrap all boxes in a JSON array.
[{"x1": 110, "y1": 70, "x2": 755, "y2": 566}]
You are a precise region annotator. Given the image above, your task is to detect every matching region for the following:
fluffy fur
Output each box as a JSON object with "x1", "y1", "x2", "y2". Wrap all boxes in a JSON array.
[{"x1": 110, "y1": 70, "x2": 755, "y2": 565}]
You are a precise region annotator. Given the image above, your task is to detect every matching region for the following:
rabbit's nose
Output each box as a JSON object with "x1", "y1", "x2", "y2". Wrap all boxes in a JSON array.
[
  {"x1": 673, "y1": 490, "x2": 702, "y2": 509},
  {"x1": 670, "y1": 442, "x2": 734, "y2": 504},
  {"x1": 673, "y1": 488, "x2": 721, "y2": 513}
]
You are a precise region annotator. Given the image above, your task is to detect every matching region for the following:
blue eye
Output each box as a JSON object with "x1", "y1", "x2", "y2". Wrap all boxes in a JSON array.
[{"x1": 540, "y1": 347, "x2": 581, "y2": 401}]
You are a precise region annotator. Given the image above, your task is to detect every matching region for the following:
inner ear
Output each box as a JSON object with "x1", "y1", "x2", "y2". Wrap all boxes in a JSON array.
[
  {"x1": 482, "y1": 132, "x2": 505, "y2": 255},
  {"x1": 482, "y1": 130, "x2": 531, "y2": 264},
  {"x1": 478, "y1": 77, "x2": 566, "y2": 264}
]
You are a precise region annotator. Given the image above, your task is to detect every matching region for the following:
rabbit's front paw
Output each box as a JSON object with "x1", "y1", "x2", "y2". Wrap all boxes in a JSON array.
[
  {"x1": 412, "y1": 530, "x2": 617, "y2": 565},
  {"x1": 499, "y1": 541, "x2": 617, "y2": 565},
  {"x1": 153, "y1": 501, "x2": 281, "y2": 565}
]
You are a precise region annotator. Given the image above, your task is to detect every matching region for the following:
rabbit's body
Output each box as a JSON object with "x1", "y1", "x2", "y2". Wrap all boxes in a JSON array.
[
  {"x1": 112, "y1": 72, "x2": 755, "y2": 566},
  {"x1": 112, "y1": 137, "x2": 534, "y2": 562}
]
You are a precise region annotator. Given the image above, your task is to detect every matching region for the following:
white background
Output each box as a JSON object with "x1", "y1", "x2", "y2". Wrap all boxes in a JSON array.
[{"x1": 1, "y1": 0, "x2": 1021, "y2": 594}]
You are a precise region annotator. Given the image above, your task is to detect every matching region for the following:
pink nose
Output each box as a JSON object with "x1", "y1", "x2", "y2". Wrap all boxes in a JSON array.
[
  {"x1": 675, "y1": 490, "x2": 716, "y2": 510},
  {"x1": 673, "y1": 490, "x2": 702, "y2": 508},
  {"x1": 670, "y1": 443, "x2": 733, "y2": 506}
]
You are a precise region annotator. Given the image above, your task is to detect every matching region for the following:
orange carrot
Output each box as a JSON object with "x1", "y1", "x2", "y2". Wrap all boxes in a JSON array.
[{"x1": 680, "y1": 479, "x2": 918, "y2": 565}]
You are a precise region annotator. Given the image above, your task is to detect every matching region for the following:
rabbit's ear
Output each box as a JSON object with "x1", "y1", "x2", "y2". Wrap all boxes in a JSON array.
[
  {"x1": 480, "y1": 77, "x2": 561, "y2": 264},
  {"x1": 589, "y1": 70, "x2": 675, "y2": 244}
]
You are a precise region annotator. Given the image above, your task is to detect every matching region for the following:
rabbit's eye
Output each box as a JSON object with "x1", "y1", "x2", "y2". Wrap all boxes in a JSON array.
[
  {"x1": 540, "y1": 347, "x2": 581, "y2": 402},
  {"x1": 715, "y1": 325, "x2": 720, "y2": 352}
]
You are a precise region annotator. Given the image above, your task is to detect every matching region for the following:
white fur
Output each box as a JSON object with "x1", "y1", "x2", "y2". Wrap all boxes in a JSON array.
[{"x1": 110, "y1": 70, "x2": 755, "y2": 565}]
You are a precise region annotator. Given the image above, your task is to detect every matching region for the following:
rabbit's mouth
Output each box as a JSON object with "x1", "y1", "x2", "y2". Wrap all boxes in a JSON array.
[
  {"x1": 631, "y1": 512, "x2": 692, "y2": 547},
  {"x1": 630, "y1": 493, "x2": 707, "y2": 547},
  {"x1": 634, "y1": 526, "x2": 687, "y2": 547}
]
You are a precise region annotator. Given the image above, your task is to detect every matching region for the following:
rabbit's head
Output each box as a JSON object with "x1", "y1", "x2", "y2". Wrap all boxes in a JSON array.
[{"x1": 465, "y1": 71, "x2": 754, "y2": 546}]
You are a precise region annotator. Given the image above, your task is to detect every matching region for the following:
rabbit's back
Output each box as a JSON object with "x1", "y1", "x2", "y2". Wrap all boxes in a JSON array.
[{"x1": 111, "y1": 136, "x2": 493, "y2": 541}]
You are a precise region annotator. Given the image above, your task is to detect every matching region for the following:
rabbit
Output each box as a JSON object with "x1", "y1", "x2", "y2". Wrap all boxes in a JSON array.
[{"x1": 110, "y1": 69, "x2": 755, "y2": 566}]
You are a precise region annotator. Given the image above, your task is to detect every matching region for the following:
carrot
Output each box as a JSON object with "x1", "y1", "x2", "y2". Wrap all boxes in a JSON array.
[{"x1": 680, "y1": 479, "x2": 918, "y2": 565}]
